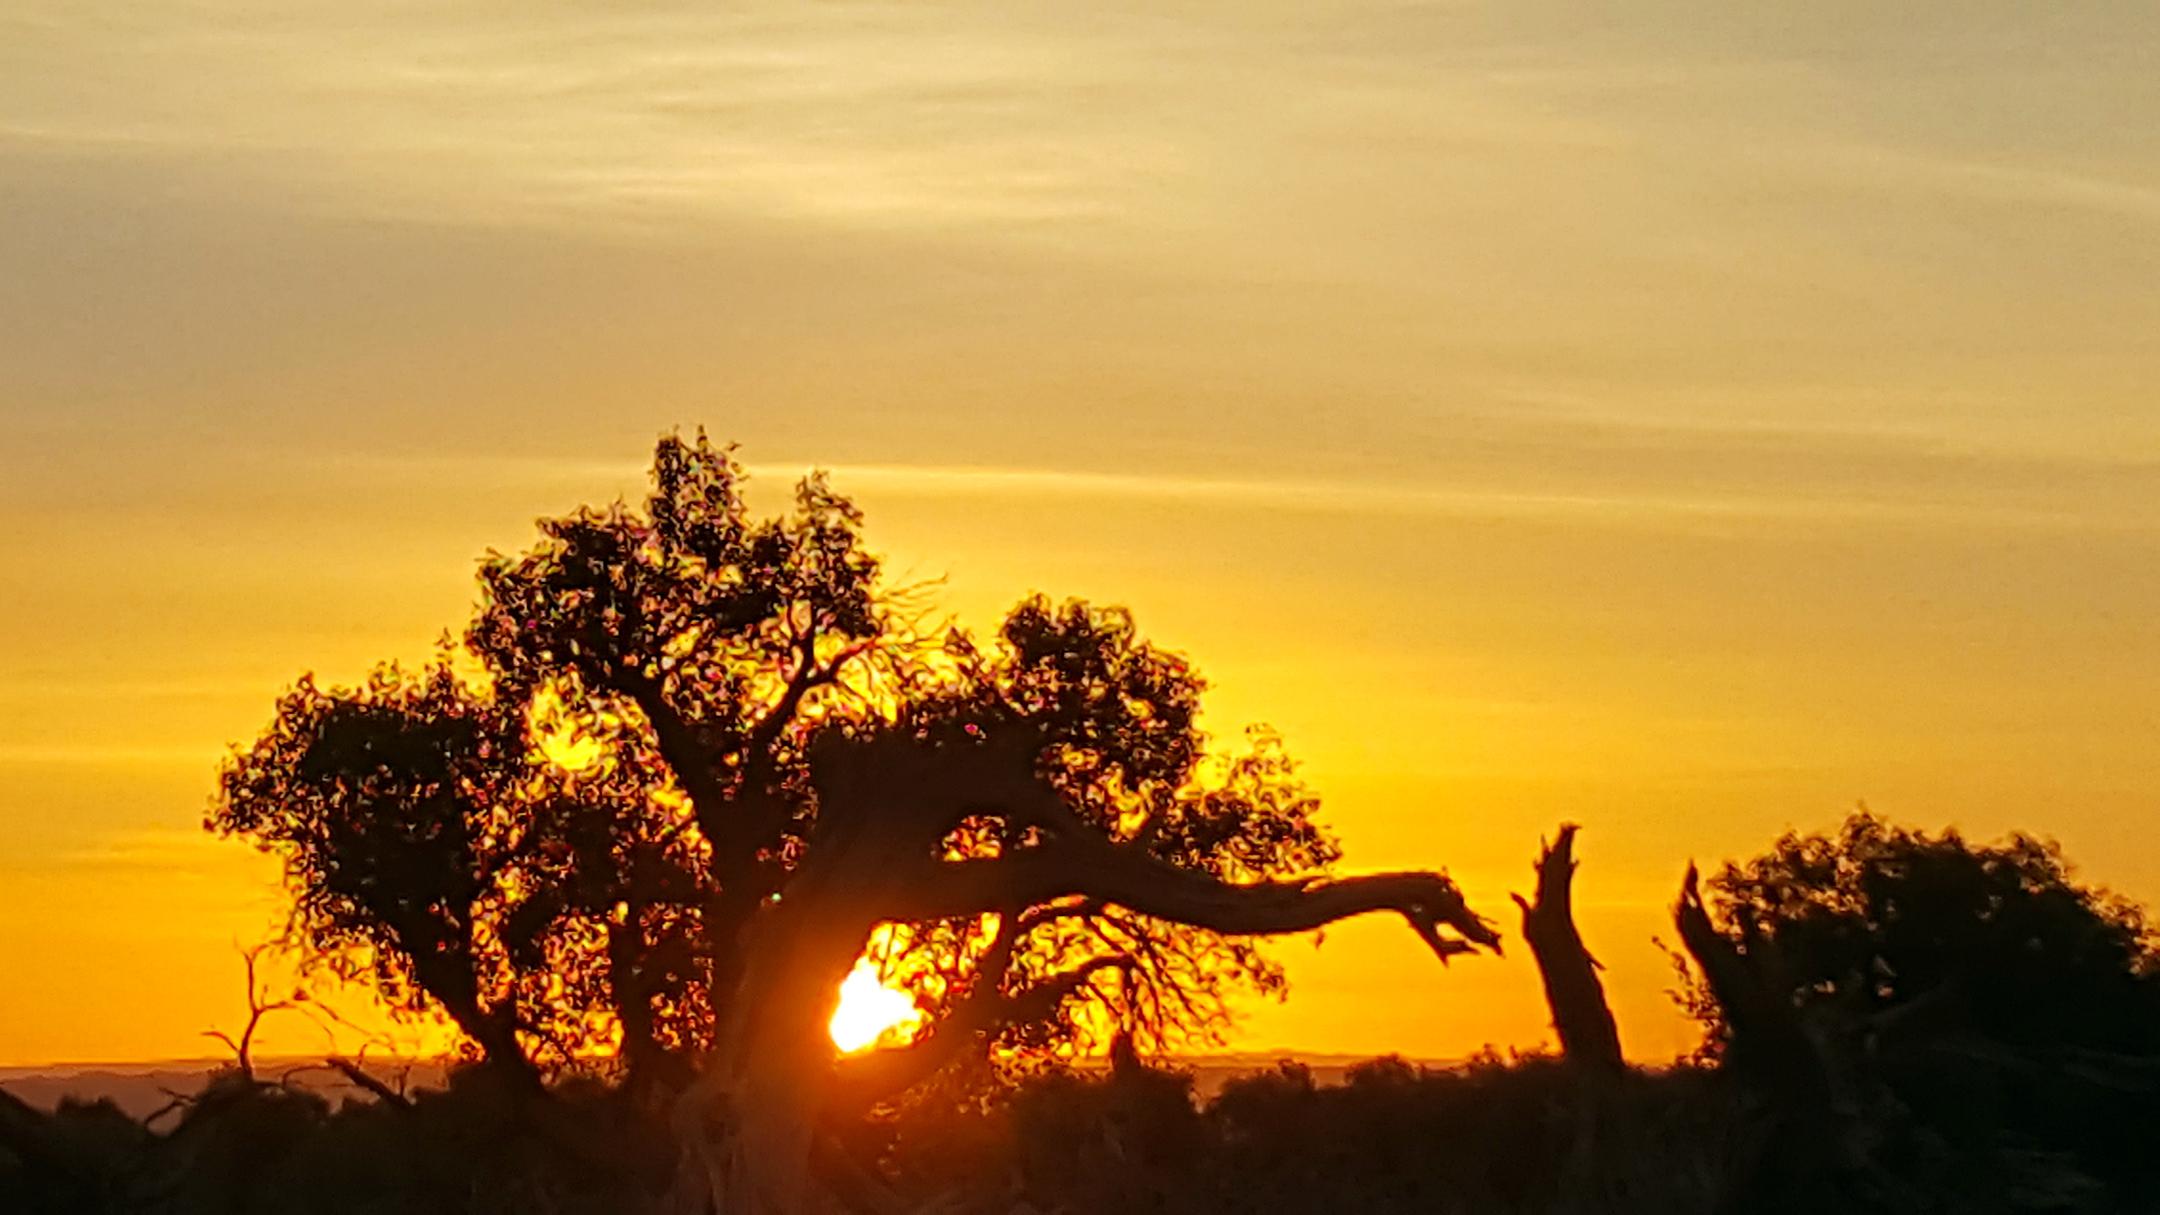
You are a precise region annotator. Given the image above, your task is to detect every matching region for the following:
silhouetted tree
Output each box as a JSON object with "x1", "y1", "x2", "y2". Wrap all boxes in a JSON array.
[
  {"x1": 210, "y1": 434, "x2": 1502, "y2": 1214},
  {"x1": 1699, "y1": 811, "x2": 2160, "y2": 1056},
  {"x1": 1674, "y1": 812, "x2": 2160, "y2": 1206}
]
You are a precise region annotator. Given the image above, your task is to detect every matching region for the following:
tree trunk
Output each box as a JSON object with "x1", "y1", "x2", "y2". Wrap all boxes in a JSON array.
[
  {"x1": 415, "y1": 953, "x2": 546, "y2": 1098},
  {"x1": 1673, "y1": 865, "x2": 1876, "y2": 1200},
  {"x1": 1513, "y1": 824, "x2": 1625, "y2": 1073},
  {"x1": 470, "y1": 1010, "x2": 548, "y2": 1098},
  {"x1": 1673, "y1": 864, "x2": 1833, "y2": 1108},
  {"x1": 609, "y1": 914, "x2": 683, "y2": 1104},
  {"x1": 672, "y1": 897, "x2": 870, "y2": 1215}
]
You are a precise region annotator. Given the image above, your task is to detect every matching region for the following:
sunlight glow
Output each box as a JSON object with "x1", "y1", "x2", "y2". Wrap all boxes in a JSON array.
[
  {"x1": 530, "y1": 684, "x2": 608, "y2": 774},
  {"x1": 829, "y1": 961, "x2": 926, "y2": 1053}
]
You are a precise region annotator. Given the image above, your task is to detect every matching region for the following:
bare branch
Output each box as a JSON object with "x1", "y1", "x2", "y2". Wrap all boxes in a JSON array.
[
  {"x1": 326, "y1": 1057, "x2": 416, "y2": 1112},
  {"x1": 141, "y1": 1090, "x2": 193, "y2": 1130},
  {"x1": 201, "y1": 942, "x2": 307, "y2": 1082},
  {"x1": 887, "y1": 845, "x2": 1497, "y2": 963},
  {"x1": 613, "y1": 671, "x2": 734, "y2": 835},
  {"x1": 744, "y1": 631, "x2": 874, "y2": 770}
]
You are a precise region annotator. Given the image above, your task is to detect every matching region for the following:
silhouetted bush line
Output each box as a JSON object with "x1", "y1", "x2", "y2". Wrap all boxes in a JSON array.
[{"x1": 8, "y1": 1039, "x2": 2155, "y2": 1214}]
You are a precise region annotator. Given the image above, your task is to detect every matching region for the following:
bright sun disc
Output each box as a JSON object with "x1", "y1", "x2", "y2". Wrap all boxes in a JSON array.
[{"x1": 829, "y1": 961, "x2": 925, "y2": 1053}]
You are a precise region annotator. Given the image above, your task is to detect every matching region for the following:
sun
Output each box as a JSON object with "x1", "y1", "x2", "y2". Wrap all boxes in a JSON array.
[{"x1": 829, "y1": 960, "x2": 926, "y2": 1053}]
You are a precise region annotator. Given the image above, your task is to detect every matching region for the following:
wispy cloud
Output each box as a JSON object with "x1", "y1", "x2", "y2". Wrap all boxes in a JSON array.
[
  {"x1": 785, "y1": 460, "x2": 2136, "y2": 533},
  {"x1": 52, "y1": 826, "x2": 234, "y2": 875},
  {"x1": 269, "y1": 428, "x2": 2160, "y2": 538},
  {"x1": 0, "y1": 5, "x2": 1200, "y2": 234},
  {"x1": 1764, "y1": 138, "x2": 2160, "y2": 227}
]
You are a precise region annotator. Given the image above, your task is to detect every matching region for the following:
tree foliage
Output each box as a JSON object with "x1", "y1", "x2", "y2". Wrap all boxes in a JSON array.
[
  {"x1": 1697, "y1": 810, "x2": 2160, "y2": 1054},
  {"x1": 214, "y1": 663, "x2": 552, "y2": 1083}
]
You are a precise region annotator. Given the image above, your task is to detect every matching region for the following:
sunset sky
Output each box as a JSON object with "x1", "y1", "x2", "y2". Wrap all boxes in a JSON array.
[{"x1": 4, "y1": 2, "x2": 2158, "y2": 1067}]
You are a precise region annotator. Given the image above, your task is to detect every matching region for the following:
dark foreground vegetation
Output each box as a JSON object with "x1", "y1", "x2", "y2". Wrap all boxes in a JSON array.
[
  {"x1": 7, "y1": 1012, "x2": 2159, "y2": 1215},
  {"x1": 7, "y1": 436, "x2": 2158, "y2": 1213}
]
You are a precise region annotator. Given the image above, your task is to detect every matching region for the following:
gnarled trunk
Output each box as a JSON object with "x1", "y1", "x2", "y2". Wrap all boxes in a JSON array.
[
  {"x1": 673, "y1": 939, "x2": 856, "y2": 1214},
  {"x1": 672, "y1": 883, "x2": 890, "y2": 1213},
  {"x1": 412, "y1": 952, "x2": 546, "y2": 1099},
  {"x1": 1674, "y1": 864, "x2": 1834, "y2": 1109},
  {"x1": 1513, "y1": 824, "x2": 1624, "y2": 1073},
  {"x1": 1672, "y1": 864, "x2": 1887, "y2": 1204},
  {"x1": 669, "y1": 740, "x2": 922, "y2": 1215}
]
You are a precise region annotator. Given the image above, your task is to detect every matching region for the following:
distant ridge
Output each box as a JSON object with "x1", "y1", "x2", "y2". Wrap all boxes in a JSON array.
[
  {"x1": 1, "y1": 1051, "x2": 1463, "y2": 1116},
  {"x1": 0, "y1": 1058, "x2": 451, "y2": 1120}
]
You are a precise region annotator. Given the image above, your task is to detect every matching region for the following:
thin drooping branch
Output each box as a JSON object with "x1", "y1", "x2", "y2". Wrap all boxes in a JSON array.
[
  {"x1": 1094, "y1": 909, "x2": 1209, "y2": 1036},
  {"x1": 1512, "y1": 824, "x2": 1624, "y2": 1072}
]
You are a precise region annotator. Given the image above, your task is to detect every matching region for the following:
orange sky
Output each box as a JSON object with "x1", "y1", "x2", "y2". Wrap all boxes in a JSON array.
[{"x1": 4, "y1": 1, "x2": 2159, "y2": 1067}]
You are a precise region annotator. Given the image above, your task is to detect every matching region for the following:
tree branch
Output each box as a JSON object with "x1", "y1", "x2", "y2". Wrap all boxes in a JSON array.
[
  {"x1": 326, "y1": 1057, "x2": 415, "y2": 1111},
  {"x1": 838, "y1": 742, "x2": 1498, "y2": 958},
  {"x1": 613, "y1": 671, "x2": 734, "y2": 837},
  {"x1": 743, "y1": 630, "x2": 873, "y2": 775},
  {"x1": 887, "y1": 844, "x2": 1498, "y2": 962},
  {"x1": 719, "y1": 631, "x2": 879, "y2": 878}
]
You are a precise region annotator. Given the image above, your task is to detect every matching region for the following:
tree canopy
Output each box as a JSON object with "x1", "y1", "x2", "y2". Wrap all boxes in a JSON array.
[{"x1": 1695, "y1": 810, "x2": 2160, "y2": 1055}]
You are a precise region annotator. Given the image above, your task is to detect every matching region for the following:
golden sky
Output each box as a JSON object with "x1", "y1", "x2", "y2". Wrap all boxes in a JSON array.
[{"x1": 4, "y1": 1, "x2": 2159, "y2": 1066}]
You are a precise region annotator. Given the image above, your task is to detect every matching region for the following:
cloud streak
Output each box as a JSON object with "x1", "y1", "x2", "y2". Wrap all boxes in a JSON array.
[{"x1": 784, "y1": 458, "x2": 2160, "y2": 536}]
